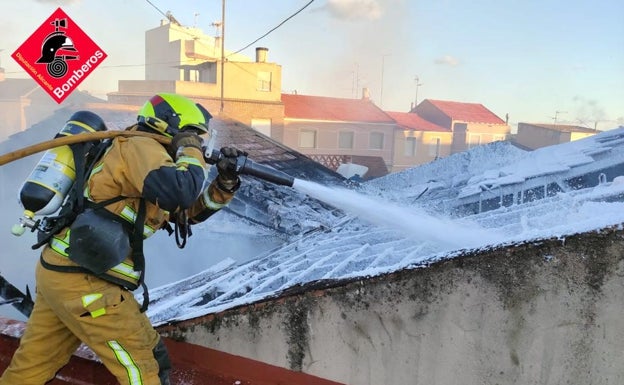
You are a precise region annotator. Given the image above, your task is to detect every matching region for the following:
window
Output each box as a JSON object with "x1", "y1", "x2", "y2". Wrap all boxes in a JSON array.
[
  {"x1": 469, "y1": 134, "x2": 482, "y2": 148},
  {"x1": 183, "y1": 69, "x2": 199, "y2": 82},
  {"x1": 339, "y1": 131, "x2": 354, "y2": 149},
  {"x1": 300, "y1": 129, "x2": 317, "y2": 148},
  {"x1": 370, "y1": 132, "x2": 384, "y2": 150},
  {"x1": 404, "y1": 137, "x2": 417, "y2": 156},
  {"x1": 429, "y1": 137, "x2": 441, "y2": 157},
  {"x1": 257, "y1": 71, "x2": 272, "y2": 91}
]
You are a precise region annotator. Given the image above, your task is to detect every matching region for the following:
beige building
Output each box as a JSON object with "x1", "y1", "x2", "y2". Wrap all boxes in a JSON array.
[
  {"x1": 386, "y1": 111, "x2": 453, "y2": 172},
  {"x1": 413, "y1": 99, "x2": 510, "y2": 153},
  {"x1": 281, "y1": 94, "x2": 460, "y2": 177},
  {"x1": 281, "y1": 93, "x2": 396, "y2": 179},
  {"x1": 515, "y1": 122, "x2": 598, "y2": 150},
  {"x1": 108, "y1": 20, "x2": 284, "y2": 133}
]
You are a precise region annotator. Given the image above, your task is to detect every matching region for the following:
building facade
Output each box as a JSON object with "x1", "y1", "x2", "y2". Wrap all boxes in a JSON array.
[
  {"x1": 413, "y1": 99, "x2": 510, "y2": 153},
  {"x1": 515, "y1": 123, "x2": 598, "y2": 150},
  {"x1": 281, "y1": 93, "x2": 396, "y2": 178},
  {"x1": 108, "y1": 20, "x2": 284, "y2": 133}
]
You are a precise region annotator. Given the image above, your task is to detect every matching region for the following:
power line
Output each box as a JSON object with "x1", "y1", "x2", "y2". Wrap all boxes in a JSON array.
[
  {"x1": 1, "y1": 0, "x2": 317, "y2": 75},
  {"x1": 142, "y1": 0, "x2": 226, "y2": 59},
  {"x1": 143, "y1": 0, "x2": 168, "y2": 19},
  {"x1": 229, "y1": 0, "x2": 315, "y2": 56}
]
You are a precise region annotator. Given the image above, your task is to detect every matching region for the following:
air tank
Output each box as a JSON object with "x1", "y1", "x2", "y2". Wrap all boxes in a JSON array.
[{"x1": 12, "y1": 111, "x2": 107, "y2": 236}]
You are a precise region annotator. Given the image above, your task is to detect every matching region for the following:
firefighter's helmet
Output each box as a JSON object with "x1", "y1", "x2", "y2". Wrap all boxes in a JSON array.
[{"x1": 137, "y1": 93, "x2": 213, "y2": 138}]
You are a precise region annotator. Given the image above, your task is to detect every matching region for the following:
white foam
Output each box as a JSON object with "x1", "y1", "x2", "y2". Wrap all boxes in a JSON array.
[{"x1": 293, "y1": 179, "x2": 503, "y2": 249}]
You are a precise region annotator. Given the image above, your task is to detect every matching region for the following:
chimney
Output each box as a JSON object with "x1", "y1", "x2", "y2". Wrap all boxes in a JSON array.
[
  {"x1": 362, "y1": 87, "x2": 370, "y2": 100},
  {"x1": 255, "y1": 47, "x2": 268, "y2": 63}
]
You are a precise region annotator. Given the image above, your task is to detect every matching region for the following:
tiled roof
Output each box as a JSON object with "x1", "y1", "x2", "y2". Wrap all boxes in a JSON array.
[
  {"x1": 425, "y1": 99, "x2": 506, "y2": 124},
  {"x1": 524, "y1": 123, "x2": 598, "y2": 134},
  {"x1": 282, "y1": 94, "x2": 394, "y2": 123},
  {"x1": 386, "y1": 111, "x2": 450, "y2": 132}
]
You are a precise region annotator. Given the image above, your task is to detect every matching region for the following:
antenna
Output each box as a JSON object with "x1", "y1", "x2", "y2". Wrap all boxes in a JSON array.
[
  {"x1": 165, "y1": 11, "x2": 182, "y2": 26},
  {"x1": 194, "y1": 12, "x2": 200, "y2": 27},
  {"x1": 551, "y1": 110, "x2": 567, "y2": 125},
  {"x1": 414, "y1": 75, "x2": 423, "y2": 107},
  {"x1": 210, "y1": 21, "x2": 223, "y2": 37}
]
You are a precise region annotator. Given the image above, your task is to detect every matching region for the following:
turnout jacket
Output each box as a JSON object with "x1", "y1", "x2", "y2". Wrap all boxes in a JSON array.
[{"x1": 41, "y1": 132, "x2": 235, "y2": 289}]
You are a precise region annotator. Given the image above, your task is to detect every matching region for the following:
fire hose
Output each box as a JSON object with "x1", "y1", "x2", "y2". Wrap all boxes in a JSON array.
[{"x1": 0, "y1": 130, "x2": 294, "y2": 187}]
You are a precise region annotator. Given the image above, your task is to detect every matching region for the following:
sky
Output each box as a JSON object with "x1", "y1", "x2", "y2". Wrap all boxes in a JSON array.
[{"x1": 2, "y1": 0, "x2": 623, "y2": 131}]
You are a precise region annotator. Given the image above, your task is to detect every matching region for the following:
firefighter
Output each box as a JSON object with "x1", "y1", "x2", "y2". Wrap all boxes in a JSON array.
[{"x1": 0, "y1": 93, "x2": 242, "y2": 385}]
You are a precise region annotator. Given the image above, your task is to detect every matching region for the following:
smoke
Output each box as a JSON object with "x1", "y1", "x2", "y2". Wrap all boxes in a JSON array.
[
  {"x1": 305, "y1": 0, "x2": 409, "y2": 105},
  {"x1": 325, "y1": 0, "x2": 383, "y2": 21},
  {"x1": 572, "y1": 95, "x2": 608, "y2": 127}
]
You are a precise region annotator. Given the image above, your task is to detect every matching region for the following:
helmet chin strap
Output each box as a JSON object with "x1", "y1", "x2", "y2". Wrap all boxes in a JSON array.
[{"x1": 138, "y1": 116, "x2": 178, "y2": 137}]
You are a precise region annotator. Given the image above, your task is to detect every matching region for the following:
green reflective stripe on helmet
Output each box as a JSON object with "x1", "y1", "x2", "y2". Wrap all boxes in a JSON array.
[
  {"x1": 107, "y1": 341, "x2": 143, "y2": 385},
  {"x1": 137, "y1": 93, "x2": 212, "y2": 138}
]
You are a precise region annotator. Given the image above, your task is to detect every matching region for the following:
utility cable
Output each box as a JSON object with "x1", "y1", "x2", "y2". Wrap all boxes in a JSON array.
[
  {"x1": 229, "y1": 0, "x2": 315, "y2": 56},
  {"x1": 144, "y1": 0, "x2": 169, "y2": 19},
  {"x1": 0, "y1": 0, "x2": 318, "y2": 75}
]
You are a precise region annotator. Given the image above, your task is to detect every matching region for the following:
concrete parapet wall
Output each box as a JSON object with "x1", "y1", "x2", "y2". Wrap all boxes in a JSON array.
[{"x1": 160, "y1": 227, "x2": 624, "y2": 385}]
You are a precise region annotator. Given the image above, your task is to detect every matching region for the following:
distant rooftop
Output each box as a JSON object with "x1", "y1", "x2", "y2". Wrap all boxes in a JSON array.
[
  {"x1": 422, "y1": 99, "x2": 506, "y2": 124},
  {"x1": 523, "y1": 123, "x2": 598, "y2": 134},
  {"x1": 386, "y1": 111, "x2": 450, "y2": 132},
  {"x1": 282, "y1": 94, "x2": 394, "y2": 123}
]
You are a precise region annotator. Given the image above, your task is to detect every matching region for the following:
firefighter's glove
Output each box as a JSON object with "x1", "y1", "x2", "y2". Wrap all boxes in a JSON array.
[
  {"x1": 169, "y1": 132, "x2": 203, "y2": 158},
  {"x1": 216, "y1": 146, "x2": 244, "y2": 192}
]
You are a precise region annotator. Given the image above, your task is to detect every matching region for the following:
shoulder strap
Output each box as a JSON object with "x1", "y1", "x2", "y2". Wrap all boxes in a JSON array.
[{"x1": 131, "y1": 198, "x2": 149, "y2": 312}]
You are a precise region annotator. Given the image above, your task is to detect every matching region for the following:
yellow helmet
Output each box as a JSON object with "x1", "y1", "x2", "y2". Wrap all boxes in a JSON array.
[{"x1": 137, "y1": 93, "x2": 212, "y2": 137}]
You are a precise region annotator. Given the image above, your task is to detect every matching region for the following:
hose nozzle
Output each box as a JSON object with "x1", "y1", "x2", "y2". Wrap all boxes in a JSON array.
[{"x1": 204, "y1": 148, "x2": 294, "y2": 187}]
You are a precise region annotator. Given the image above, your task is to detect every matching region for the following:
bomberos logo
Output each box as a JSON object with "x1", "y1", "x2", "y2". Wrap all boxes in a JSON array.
[{"x1": 12, "y1": 7, "x2": 107, "y2": 104}]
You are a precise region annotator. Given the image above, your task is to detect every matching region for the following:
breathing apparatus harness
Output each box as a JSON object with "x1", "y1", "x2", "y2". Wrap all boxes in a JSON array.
[{"x1": 35, "y1": 130, "x2": 152, "y2": 311}]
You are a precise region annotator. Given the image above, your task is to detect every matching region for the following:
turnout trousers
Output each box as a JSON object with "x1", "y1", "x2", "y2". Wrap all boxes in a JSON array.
[{"x1": 0, "y1": 252, "x2": 171, "y2": 385}]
